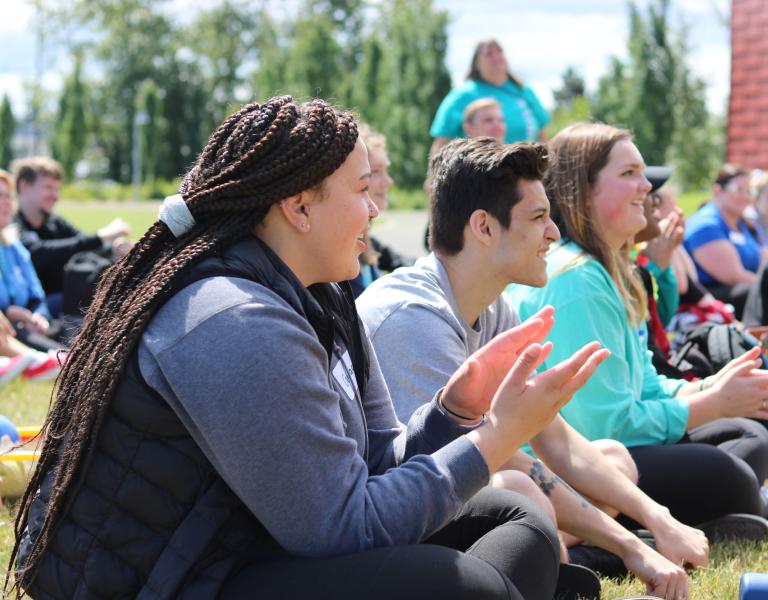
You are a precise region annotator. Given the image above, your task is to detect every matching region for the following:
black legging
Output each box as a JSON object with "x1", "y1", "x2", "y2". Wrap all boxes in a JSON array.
[
  {"x1": 221, "y1": 487, "x2": 560, "y2": 600},
  {"x1": 626, "y1": 417, "x2": 768, "y2": 526}
]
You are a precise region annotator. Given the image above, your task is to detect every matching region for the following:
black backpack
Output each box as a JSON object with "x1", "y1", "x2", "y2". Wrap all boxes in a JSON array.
[
  {"x1": 669, "y1": 322, "x2": 768, "y2": 378},
  {"x1": 61, "y1": 250, "x2": 113, "y2": 317}
]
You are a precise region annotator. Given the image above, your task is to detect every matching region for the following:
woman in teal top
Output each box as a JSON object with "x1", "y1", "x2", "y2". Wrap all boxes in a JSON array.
[
  {"x1": 507, "y1": 123, "x2": 768, "y2": 529},
  {"x1": 428, "y1": 39, "x2": 550, "y2": 158}
]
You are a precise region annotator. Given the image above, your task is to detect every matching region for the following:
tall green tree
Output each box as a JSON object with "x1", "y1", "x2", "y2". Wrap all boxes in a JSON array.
[
  {"x1": 592, "y1": 57, "x2": 630, "y2": 127},
  {"x1": 549, "y1": 67, "x2": 591, "y2": 137},
  {"x1": 0, "y1": 95, "x2": 15, "y2": 169},
  {"x1": 626, "y1": 0, "x2": 677, "y2": 166},
  {"x1": 667, "y1": 31, "x2": 722, "y2": 189},
  {"x1": 304, "y1": 0, "x2": 366, "y2": 105},
  {"x1": 157, "y1": 58, "x2": 209, "y2": 180},
  {"x1": 65, "y1": 0, "x2": 179, "y2": 182},
  {"x1": 252, "y1": 8, "x2": 288, "y2": 99},
  {"x1": 591, "y1": 0, "x2": 718, "y2": 188},
  {"x1": 349, "y1": 33, "x2": 384, "y2": 125},
  {"x1": 53, "y1": 51, "x2": 88, "y2": 180},
  {"x1": 370, "y1": 0, "x2": 451, "y2": 188},
  {"x1": 189, "y1": 1, "x2": 257, "y2": 132},
  {"x1": 553, "y1": 66, "x2": 586, "y2": 110},
  {"x1": 593, "y1": 0, "x2": 677, "y2": 166},
  {"x1": 135, "y1": 80, "x2": 162, "y2": 186},
  {"x1": 284, "y1": 12, "x2": 343, "y2": 100}
]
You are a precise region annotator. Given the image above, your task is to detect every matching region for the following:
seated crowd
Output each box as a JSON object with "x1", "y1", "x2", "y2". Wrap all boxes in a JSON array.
[
  {"x1": 0, "y1": 157, "x2": 133, "y2": 386},
  {"x1": 5, "y1": 91, "x2": 768, "y2": 600}
]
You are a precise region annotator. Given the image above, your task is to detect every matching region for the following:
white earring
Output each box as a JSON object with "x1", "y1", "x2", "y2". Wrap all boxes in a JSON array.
[{"x1": 301, "y1": 222, "x2": 310, "y2": 230}]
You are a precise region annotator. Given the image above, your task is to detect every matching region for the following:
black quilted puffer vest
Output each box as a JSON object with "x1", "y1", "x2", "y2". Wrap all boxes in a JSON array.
[{"x1": 17, "y1": 236, "x2": 370, "y2": 599}]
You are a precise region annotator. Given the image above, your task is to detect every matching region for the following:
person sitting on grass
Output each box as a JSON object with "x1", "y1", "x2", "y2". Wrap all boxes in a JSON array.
[
  {"x1": 0, "y1": 310, "x2": 60, "y2": 386},
  {"x1": 358, "y1": 137, "x2": 705, "y2": 600},
  {"x1": 12, "y1": 156, "x2": 132, "y2": 318},
  {"x1": 683, "y1": 164, "x2": 767, "y2": 320},
  {"x1": 350, "y1": 125, "x2": 414, "y2": 297},
  {"x1": 508, "y1": 123, "x2": 768, "y2": 541},
  {"x1": 0, "y1": 169, "x2": 68, "y2": 354},
  {"x1": 10, "y1": 96, "x2": 609, "y2": 600}
]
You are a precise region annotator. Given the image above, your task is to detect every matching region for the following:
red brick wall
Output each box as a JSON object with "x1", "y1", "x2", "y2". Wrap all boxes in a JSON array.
[{"x1": 728, "y1": 0, "x2": 768, "y2": 168}]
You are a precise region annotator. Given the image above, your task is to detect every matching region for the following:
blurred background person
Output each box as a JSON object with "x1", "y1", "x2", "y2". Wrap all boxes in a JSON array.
[
  {"x1": 746, "y1": 170, "x2": 768, "y2": 234},
  {"x1": 461, "y1": 98, "x2": 507, "y2": 141},
  {"x1": 684, "y1": 164, "x2": 767, "y2": 319},
  {"x1": 652, "y1": 182, "x2": 735, "y2": 340},
  {"x1": 741, "y1": 172, "x2": 768, "y2": 327},
  {"x1": 428, "y1": 38, "x2": 550, "y2": 161},
  {"x1": 424, "y1": 99, "x2": 508, "y2": 250},
  {"x1": 0, "y1": 169, "x2": 67, "y2": 355},
  {"x1": 12, "y1": 157, "x2": 132, "y2": 319},
  {"x1": 350, "y1": 125, "x2": 411, "y2": 297}
]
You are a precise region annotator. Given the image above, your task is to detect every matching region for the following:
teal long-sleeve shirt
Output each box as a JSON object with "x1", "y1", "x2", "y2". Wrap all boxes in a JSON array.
[
  {"x1": 644, "y1": 258, "x2": 679, "y2": 327},
  {"x1": 506, "y1": 241, "x2": 688, "y2": 447}
]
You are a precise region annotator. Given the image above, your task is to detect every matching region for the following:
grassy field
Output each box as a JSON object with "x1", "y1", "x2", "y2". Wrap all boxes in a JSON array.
[
  {"x1": 3, "y1": 197, "x2": 765, "y2": 598},
  {"x1": 57, "y1": 200, "x2": 160, "y2": 239}
]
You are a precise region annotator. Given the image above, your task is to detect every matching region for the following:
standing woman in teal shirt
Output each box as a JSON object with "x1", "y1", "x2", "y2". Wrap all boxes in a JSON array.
[
  {"x1": 428, "y1": 39, "x2": 550, "y2": 160},
  {"x1": 508, "y1": 123, "x2": 768, "y2": 531}
]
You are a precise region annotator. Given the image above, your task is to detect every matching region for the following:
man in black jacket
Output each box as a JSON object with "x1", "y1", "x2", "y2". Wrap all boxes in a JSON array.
[{"x1": 12, "y1": 157, "x2": 131, "y2": 316}]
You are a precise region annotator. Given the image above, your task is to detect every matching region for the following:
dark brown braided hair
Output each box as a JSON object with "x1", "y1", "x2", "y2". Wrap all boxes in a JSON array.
[{"x1": 8, "y1": 95, "x2": 359, "y2": 594}]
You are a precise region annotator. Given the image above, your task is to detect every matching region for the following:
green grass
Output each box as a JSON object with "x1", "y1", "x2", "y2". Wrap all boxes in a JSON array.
[{"x1": 57, "y1": 200, "x2": 160, "y2": 240}]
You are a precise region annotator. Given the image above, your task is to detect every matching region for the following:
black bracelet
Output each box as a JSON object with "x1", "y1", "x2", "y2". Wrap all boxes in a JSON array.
[{"x1": 439, "y1": 395, "x2": 479, "y2": 421}]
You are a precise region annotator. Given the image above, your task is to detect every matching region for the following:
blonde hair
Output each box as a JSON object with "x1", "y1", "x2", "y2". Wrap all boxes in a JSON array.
[
  {"x1": 546, "y1": 123, "x2": 647, "y2": 325},
  {"x1": 462, "y1": 98, "x2": 501, "y2": 126},
  {"x1": 0, "y1": 169, "x2": 18, "y2": 245},
  {"x1": 358, "y1": 123, "x2": 386, "y2": 154}
]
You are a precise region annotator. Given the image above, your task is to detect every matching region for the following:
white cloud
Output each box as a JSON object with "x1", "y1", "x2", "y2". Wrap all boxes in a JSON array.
[
  {"x1": 2, "y1": 0, "x2": 33, "y2": 33},
  {"x1": 0, "y1": 73, "x2": 26, "y2": 108}
]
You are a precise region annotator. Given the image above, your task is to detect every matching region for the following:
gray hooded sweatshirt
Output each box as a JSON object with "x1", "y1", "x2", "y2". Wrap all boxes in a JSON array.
[
  {"x1": 357, "y1": 253, "x2": 520, "y2": 421},
  {"x1": 136, "y1": 274, "x2": 489, "y2": 558}
]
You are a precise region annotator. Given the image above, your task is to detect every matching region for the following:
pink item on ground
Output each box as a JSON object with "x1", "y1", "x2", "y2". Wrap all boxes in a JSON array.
[
  {"x1": 0, "y1": 355, "x2": 33, "y2": 388},
  {"x1": 22, "y1": 354, "x2": 62, "y2": 381}
]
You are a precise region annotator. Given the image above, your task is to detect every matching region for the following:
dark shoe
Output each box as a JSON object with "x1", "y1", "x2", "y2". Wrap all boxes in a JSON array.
[
  {"x1": 568, "y1": 543, "x2": 627, "y2": 579},
  {"x1": 632, "y1": 528, "x2": 657, "y2": 551},
  {"x1": 554, "y1": 563, "x2": 601, "y2": 600},
  {"x1": 696, "y1": 513, "x2": 768, "y2": 542}
]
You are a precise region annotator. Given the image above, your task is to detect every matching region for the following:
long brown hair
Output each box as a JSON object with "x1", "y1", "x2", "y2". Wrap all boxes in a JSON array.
[
  {"x1": 466, "y1": 39, "x2": 524, "y2": 88},
  {"x1": 9, "y1": 96, "x2": 359, "y2": 594},
  {"x1": 545, "y1": 122, "x2": 648, "y2": 325}
]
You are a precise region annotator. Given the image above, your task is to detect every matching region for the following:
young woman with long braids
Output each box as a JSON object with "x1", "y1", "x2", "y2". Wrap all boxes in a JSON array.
[
  {"x1": 509, "y1": 123, "x2": 768, "y2": 534},
  {"x1": 10, "y1": 97, "x2": 608, "y2": 600}
]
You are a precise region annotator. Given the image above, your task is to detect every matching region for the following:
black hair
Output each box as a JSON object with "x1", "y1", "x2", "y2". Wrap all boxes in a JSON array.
[{"x1": 428, "y1": 137, "x2": 549, "y2": 255}]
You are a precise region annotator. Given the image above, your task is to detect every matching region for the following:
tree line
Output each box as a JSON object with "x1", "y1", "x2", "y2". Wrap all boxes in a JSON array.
[{"x1": 0, "y1": 0, "x2": 723, "y2": 193}]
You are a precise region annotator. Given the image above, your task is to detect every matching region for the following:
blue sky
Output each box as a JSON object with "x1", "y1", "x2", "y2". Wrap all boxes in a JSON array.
[{"x1": 0, "y1": 0, "x2": 730, "y2": 117}]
